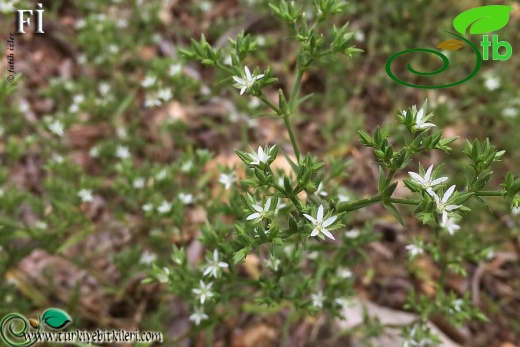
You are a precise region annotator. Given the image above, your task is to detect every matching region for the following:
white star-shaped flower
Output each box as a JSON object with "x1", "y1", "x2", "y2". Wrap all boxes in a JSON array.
[
  {"x1": 430, "y1": 185, "x2": 461, "y2": 220},
  {"x1": 158, "y1": 88, "x2": 172, "y2": 102},
  {"x1": 142, "y1": 202, "x2": 154, "y2": 212},
  {"x1": 156, "y1": 267, "x2": 170, "y2": 283},
  {"x1": 132, "y1": 177, "x2": 145, "y2": 189},
  {"x1": 408, "y1": 164, "x2": 448, "y2": 195},
  {"x1": 144, "y1": 92, "x2": 162, "y2": 108},
  {"x1": 303, "y1": 205, "x2": 338, "y2": 240},
  {"x1": 440, "y1": 214, "x2": 460, "y2": 235},
  {"x1": 264, "y1": 255, "x2": 280, "y2": 272},
  {"x1": 218, "y1": 172, "x2": 236, "y2": 190},
  {"x1": 311, "y1": 291, "x2": 325, "y2": 309},
  {"x1": 189, "y1": 306, "x2": 209, "y2": 326},
  {"x1": 232, "y1": 66, "x2": 264, "y2": 95},
  {"x1": 77, "y1": 189, "x2": 94, "y2": 203},
  {"x1": 247, "y1": 197, "x2": 272, "y2": 224},
  {"x1": 203, "y1": 250, "x2": 229, "y2": 278},
  {"x1": 48, "y1": 120, "x2": 64, "y2": 136},
  {"x1": 141, "y1": 75, "x2": 156, "y2": 88},
  {"x1": 484, "y1": 75, "x2": 500, "y2": 91},
  {"x1": 178, "y1": 192, "x2": 194, "y2": 205},
  {"x1": 192, "y1": 280, "x2": 214, "y2": 304},
  {"x1": 139, "y1": 251, "x2": 156, "y2": 264},
  {"x1": 115, "y1": 145, "x2": 130, "y2": 159},
  {"x1": 169, "y1": 64, "x2": 183, "y2": 76},
  {"x1": 157, "y1": 200, "x2": 172, "y2": 214},
  {"x1": 405, "y1": 241, "x2": 424, "y2": 259},
  {"x1": 414, "y1": 107, "x2": 435, "y2": 129},
  {"x1": 249, "y1": 146, "x2": 273, "y2": 166}
]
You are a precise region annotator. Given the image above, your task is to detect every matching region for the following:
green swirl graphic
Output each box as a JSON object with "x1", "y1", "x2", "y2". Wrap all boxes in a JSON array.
[
  {"x1": 385, "y1": 31, "x2": 483, "y2": 89},
  {"x1": 0, "y1": 313, "x2": 38, "y2": 347}
]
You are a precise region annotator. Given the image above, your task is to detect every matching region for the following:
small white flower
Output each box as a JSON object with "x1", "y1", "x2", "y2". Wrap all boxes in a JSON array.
[
  {"x1": 335, "y1": 297, "x2": 352, "y2": 309},
  {"x1": 133, "y1": 177, "x2": 145, "y2": 189},
  {"x1": 89, "y1": 146, "x2": 99, "y2": 158},
  {"x1": 69, "y1": 103, "x2": 80, "y2": 113},
  {"x1": 158, "y1": 88, "x2": 172, "y2": 102},
  {"x1": 168, "y1": 64, "x2": 182, "y2": 76},
  {"x1": 408, "y1": 164, "x2": 448, "y2": 195},
  {"x1": 450, "y1": 299, "x2": 464, "y2": 313},
  {"x1": 512, "y1": 206, "x2": 520, "y2": 216},
  {"x1": 232, "y1": 66, "x2": 265, "y2": 95},
  {"x1": 52, "y1": 154, "x2": 64, "y2": 164},
  {"x1": 265, "y1": 255, "x2": 280, "y2": 272},
  {"x1": 116, "y1": 18, "x2": 128, "y2": 29},
  {"x1": 203, "y1": 250, "x2": 229, "y2": 278},
  {"x1": 73, "y1": 95, "x2": 84, "y2": 104},
  {"x1": 189, "y1": 306, "x2": 209, "y2": 326},
  {"x1": 219, "y1": 172, "x2": 236, "y2": 190},
  {"x1": 354, "y1": 30, "x2": 365, "y2": 42},
  {"x1": 303, "y1": 205, "x2": 338, "y2": 240},
  {"x1": 414, "y1": 107, "x2": 435, "y2": 129},
  {"x1": 156, "y1": 169, "x2": 167, "y2": 180},
  {"x1": 99, "y1": 82, "x2": 111, "y2": 95},
  {"x1": 34, "y1": 221, "x2": 47, "y2": 229},
  {"x1": 107, "y1": 44, "x2": 119, "y2": 54},
  {"x1": 192, "y1": 280, "x2": 214, "y2": 304},
  {"x1": 144, "y1": 92, "x2": 162, "y2": 108},
  {"x1": 199, "y1": 1, "x2": 211, "y2": 11},
  {"x1": 156, "y1": 267, "x2": 170, "y2": 283},
  {"x1": 75, "y1": 18, "x2": 86, "y2": 29},
  {"x1": 344, "y1": 229, "x2": 360, "y2": 238},
  {"x1": 179, "y1": 192, "x2": 194, "y2": 205},
  {"x1": 430, "y1": 185, "x2": 461, "y2": 220},
  {"x1": 405, "y1": 241, "x2": 424, "y2": 259},
  {"x1": 337, "y1": 268, "x2": 353, "y2": 279},
  {"x1": 311, "y1": 291, "x2": 325, "y2": 309},
  {"x1": 141, "y1": 75, "x2": 156, "y2": 88},
  {"x1": 316, "y1": 182, "x2": 328, "y2": 197},
  {"x1": 115, "y1": 145, "x2": 130, "y2": 159},
  {"x1": 48, "y1": 120, "x2": 64, "y2": 137},
  {"x1": 503, "y1": 107, "x2": 518, "y2": 118},
  {"x1": 338, "y1": 193, "x2": 351, "y2": 203},
  {"x1": 77, "y1": 189, "x2": 94, "y2": 203},
  {"x1": 247, "y1": 197, "x2": 272, "y2": 223},
  {"x1": 440, "y1": 214, "x2": 460, "y2": 235},
  {"x1": 484, "y1": 75, "x2": 500, "y2": 91},
  {"x1": 142, "y1": 203, "x2": 154, "y2": 212},
  {"x1": 140, "y1": 251, "x2": 156, "y2": 264},
  {"x1": 157, "y1": 201, "x2": 172, "y2": 214},
  {"x1": 248, "y1": 98, "x2": 261, "y2": 109},
  {"x1": 181, "y1": 160, "x2": 193, "y2": 172},
  {"x1": 249, "y1": 145, "x2": 273, "y2": 166},
  {"x1": 116, "y1": 127, "x2": 127, "y2": 138}
]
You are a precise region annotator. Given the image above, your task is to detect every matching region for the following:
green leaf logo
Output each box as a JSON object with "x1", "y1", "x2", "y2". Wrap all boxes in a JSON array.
[
  {"x1": 453, "y1": 5, "x2": 513, "y2": 35},
  {"x1": 41, "y1": 309, "x2": 72, "y2": 330}
]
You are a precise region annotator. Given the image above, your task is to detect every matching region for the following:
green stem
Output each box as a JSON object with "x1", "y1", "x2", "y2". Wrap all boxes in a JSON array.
[
  {"x1": 336, "y1": 195, "x2": 382, "y2": 213},
  {"x1": 389, "y1": 198, "x2": 420, "y2": 206},
  {"x1": 259, "y1": 95, "x2": 281, "y2": 114},
  {"x1": 283, "y1": 115, "x2": 301, "y2": 160},
  {"x1": 289, "y1": 70, "x2": 304, "y2": 109},
  {"x1": 474, "y1": 190, "x2": 503, "y2": 197}
]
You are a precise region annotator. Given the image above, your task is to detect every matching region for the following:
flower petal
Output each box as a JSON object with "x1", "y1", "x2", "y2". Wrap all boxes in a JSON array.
[
  {"x1": 310, "y1": 228, "x2": 319, "y2": 237},
  {"x1": 247, "y1": 213, "x2": 260, "y2": 220},
  {"x1": 442, "y1": 185, "x2": 456, "y2": 203},
  {"x1": 322, "y1": 215, "x2": 337, "y2": 228},
  {"x1": 244, "y1": 66, "x2": 252, "y2": 81},
  {"x1": 431, "y1": 177, "x2": 448, "y2": 185},
  {"x1": 317, "y1": 205, "x2": 324, "y2": 222},
  {"x1": 303, "y1": 214, "x2": 316, "y2": 224},
  {"x1": 408, "y1": 172, "x2": 425, "y2": 184},
  {"x1": 321, "y1": 228, "x2": 335, "y2": 240}
]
